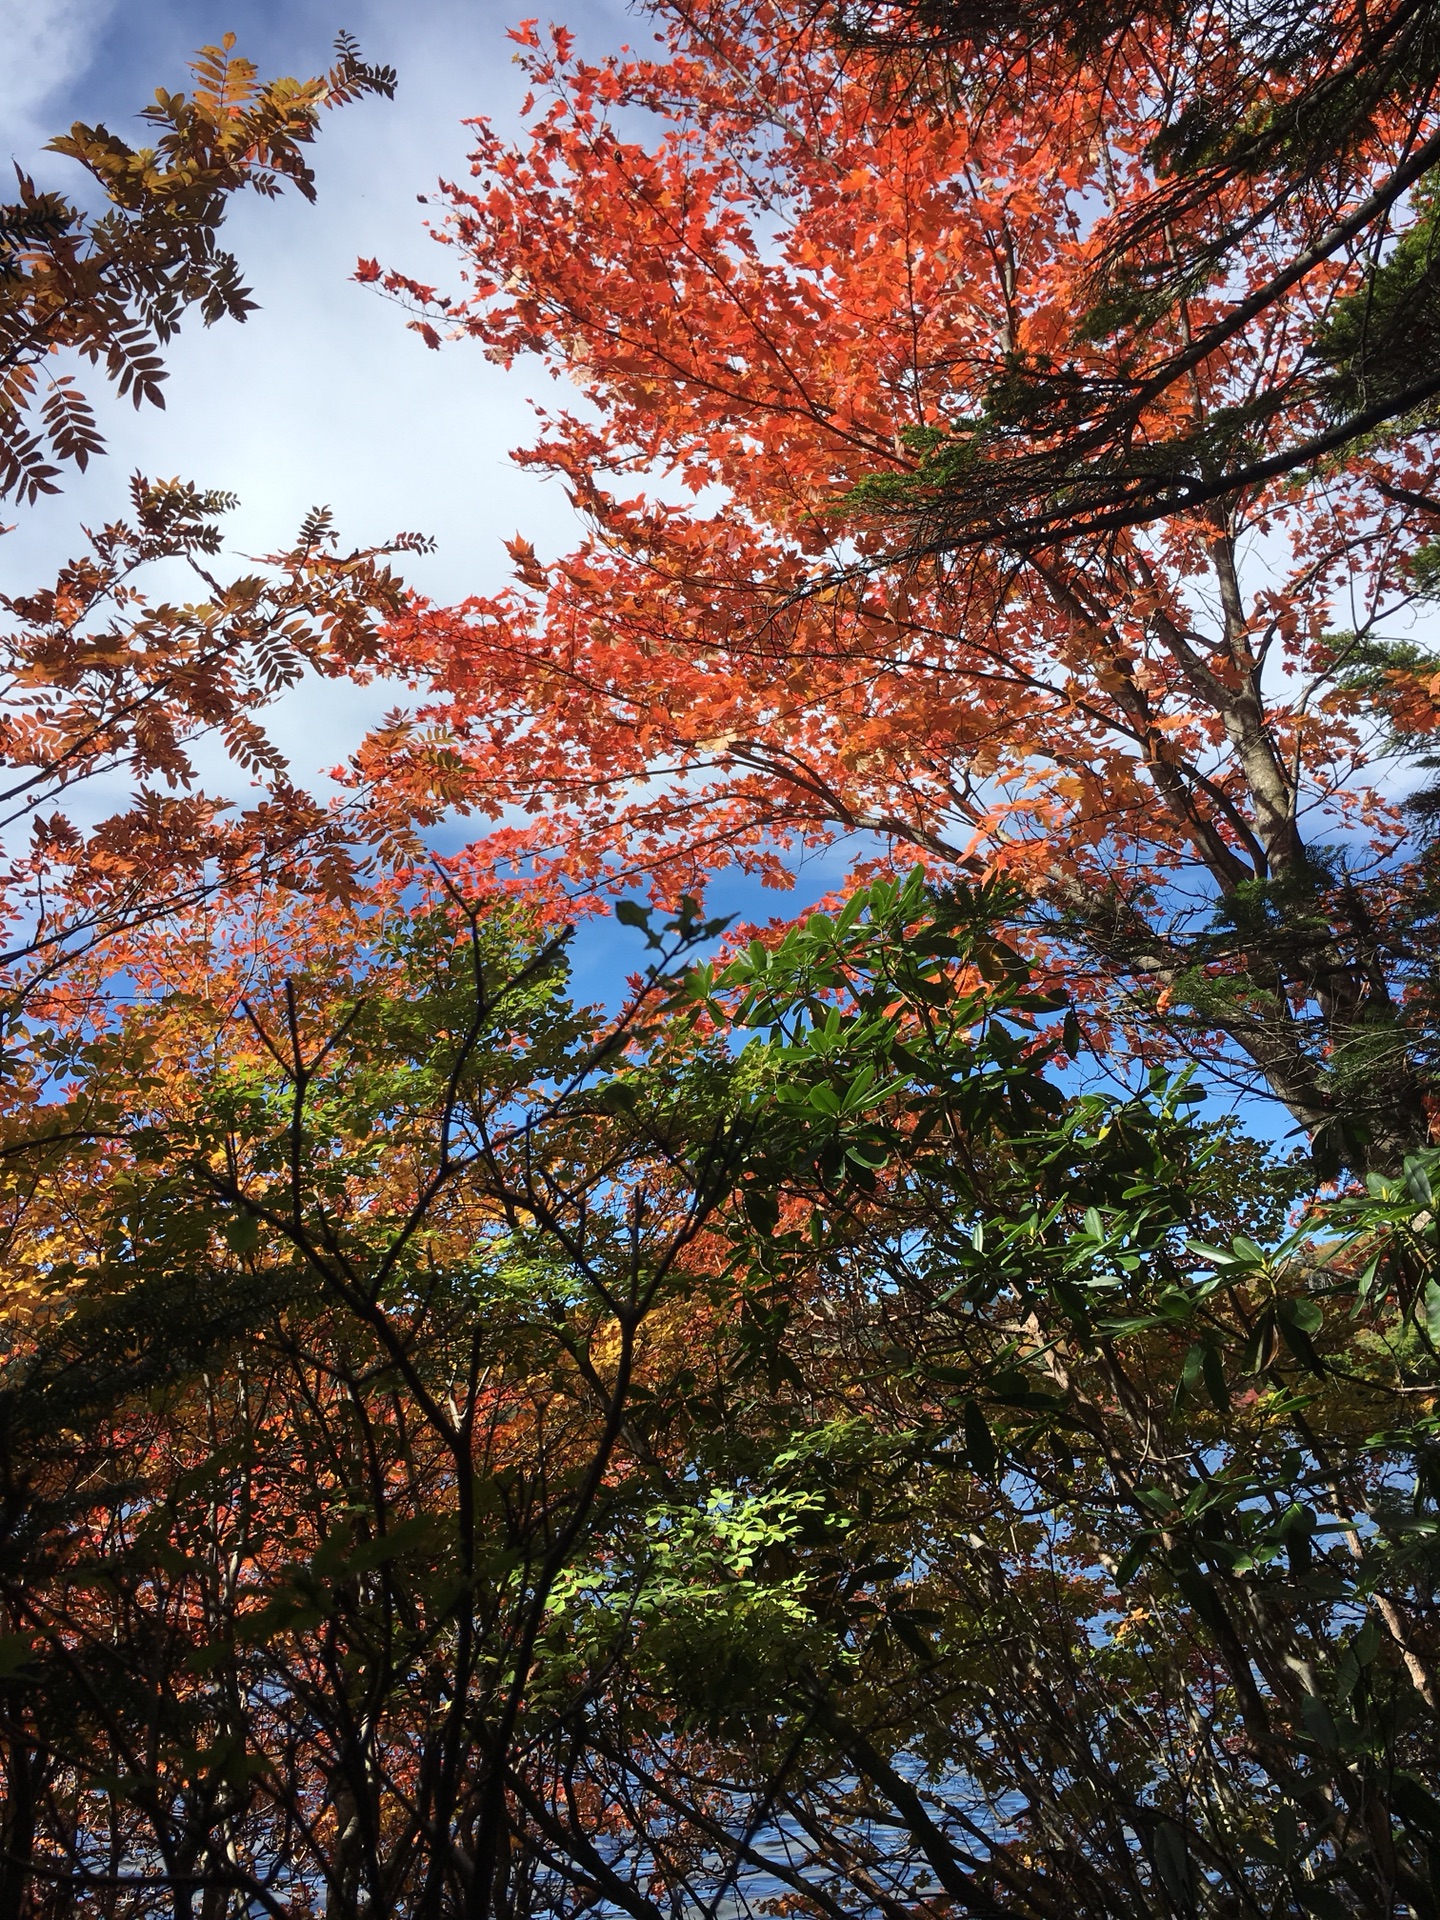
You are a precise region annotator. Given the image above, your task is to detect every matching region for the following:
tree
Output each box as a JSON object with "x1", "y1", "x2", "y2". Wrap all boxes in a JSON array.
[
  {"x1": 0, "y1": 37, "x2": 418, "y2": 1036},
  {"x1": 2, "y1": 874, "x2": 1438, "y2": 1917},
  {"x1": 0, "y1": 484, "x2": 427, "y2": 1006},
  {"x1": 828, "y1": 0, "x2": 1440, "y2": 544},
  {"x1": 361, "y1": 0, "x2": 1440, "y2": 1168},
  {"x1": 0, "y1": 883, "x2": 756, "y2": 1920},
  {"x1": 636, "y1": 881, "x2": 1440, "y2": 1917},
  {"x1": 1, "y1": 32, "x2": 394, "y2": 503}
]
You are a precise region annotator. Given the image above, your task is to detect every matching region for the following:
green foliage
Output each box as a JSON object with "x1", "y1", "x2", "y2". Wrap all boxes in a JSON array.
[
  {"x1": 1314, "y1": 172, "x2": 1440, "y2": 426},
  {"x1": 4, "y1": 875, "x2": 1439, "y2": 1916},
  {"x1": 610, "y1": 874, "x2": 1440, "y2": 1913}
]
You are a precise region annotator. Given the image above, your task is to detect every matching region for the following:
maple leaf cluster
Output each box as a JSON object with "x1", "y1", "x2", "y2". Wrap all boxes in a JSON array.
[{"x1": 348, "y1": 0, "x2": 1440, "y2": 1159}]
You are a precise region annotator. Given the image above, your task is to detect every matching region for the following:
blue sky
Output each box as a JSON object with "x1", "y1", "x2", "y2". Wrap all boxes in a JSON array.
[
  {"x1": 3, "y1": 0, "x2": 629, "y2": 776},
  {"x1": 2, "y1": 0, "x2": 864, "y2": 975},
  {"x1": 1, "y1": 5, "x2": 1309, "y2": 1126}
]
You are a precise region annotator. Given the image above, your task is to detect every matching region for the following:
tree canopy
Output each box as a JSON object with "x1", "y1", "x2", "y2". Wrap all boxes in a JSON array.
[
  {"x1": 5, "y1": 874, "x2": 1440, "y2": 1917},
  {"x1": 3, "y1": 10, "x2": 1440, "y2": 1920},
  {"x1": 835, "y1": 0, "x2": 1440, "y2": 540},
  {"x1": 353, "y1": 0, "x2": 1440, "y2": 1167}
]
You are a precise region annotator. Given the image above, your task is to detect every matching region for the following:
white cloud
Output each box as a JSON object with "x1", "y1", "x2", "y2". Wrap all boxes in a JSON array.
[
  {"x1": 2, "y1": 0, "x2": 611, "y2": 804},
  {"x1": 0, "y1": 0, "x2": 118, "y2": 146}
]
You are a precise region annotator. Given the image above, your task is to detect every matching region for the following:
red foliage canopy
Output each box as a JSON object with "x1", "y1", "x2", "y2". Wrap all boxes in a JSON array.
[{"x1": 361, "y1": 0, "x2": 1440, "y2": 1147}]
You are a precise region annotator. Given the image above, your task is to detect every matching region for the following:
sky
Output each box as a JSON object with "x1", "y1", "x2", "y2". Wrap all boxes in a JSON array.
[
  {"x1": 2, "y1": 0, "x2": 634, "y2": 778},
  {"x1": 0, "y1": 4, "x2": 1315, "y2": 1119},
  {"x1": 0, "y1": 0, "x2": 866, "y2": 991}
]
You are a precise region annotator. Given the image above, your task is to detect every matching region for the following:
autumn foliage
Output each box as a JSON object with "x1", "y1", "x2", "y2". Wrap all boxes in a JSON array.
[
  {"x1": 357, "y1": 0, "x2": 1440, "y2": 1163},
  {"x1": 0, "y1": 38, "x2": 424, "y2": 1026},
  {"x1": 0, "y1": 33, "x2": 394, "y2": 503},
  {"x1": 6, "y1": 874, "x2": 1440, "y2": 1918},
  {"x1": 4, "y1": 9, "x2": 1440, "y2": 1920}
]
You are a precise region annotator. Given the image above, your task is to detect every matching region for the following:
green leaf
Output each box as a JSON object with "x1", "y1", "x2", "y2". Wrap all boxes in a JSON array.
[
  {"x1": 743, "y1": 1188, "x2": 779, "y2": 1236},
  {"x1": 1201, "y1": 1342, "x2": 1229, "y2": 1412},
  {"x1": 1404, "y1": 1153, "x2": 1434, "y2": 1209},
  {"x1": 1114, "y1": 1537, "x2": 1150, "y2": 1585},
  {"x1": 1332, "y1": 1642, "x2": 1361, "y2": 1703},
  {"x1": 963, "y1": 1400, "x2": 998, "y2": 1478},
  {"x1": 1394, "y1": 1772, "x2": 1440, "y2": 1844},
  {"x1": 1174, "y1": 1569, "x2": 1230, "y2": 1638},
  {"x1": 836, "y1": 890, "x2": 867, "y2": 932},
  {"x1": 223, "y1": 1212, "x2": 261, "y2": 1253},
  {"x1": 1188, "y1": 1240, "x2": 1240, "y2": 1267},
  {"x1": 1276, "y1": 1298, "x2": 1325, "y2": 1373},
  {"x1": 888, "y1": 1610, "x2": 935, "y2": 1659},
  {"x1": 1240, "y1": 1307, "x2": 1278, "y2": 1374},
  {"x1": 845, "y1": 1141, "x2": 890, "y2": 1171},
  {"x1": 1151, "y1": 1821, "x2": 1192, "y2": 1905},
  {"x1": 1178, "y1": 1340, "x2": 1206, "y2": 1401},
  {"x1": 614, "y1": 899, "x2": 651, "y2": 929},
  {"x1": 1287, "y1": 1296, "x2": 1323, "y2": 1334},
  {"x1": 0, "y1": 1635, "x2": 37, "y2": 1678},
  {"x1": 184, "y1": 1639, "x2": 236, "y2": 1676},
  {"x1": 345, "y1": 1513, "x2": 441, "y2": 1576},
  {"x1": 1300, "y1": 1693, "x2": 1339, "y2": 1752}
]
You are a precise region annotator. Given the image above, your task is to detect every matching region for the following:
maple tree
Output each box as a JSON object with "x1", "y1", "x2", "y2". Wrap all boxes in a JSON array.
[
  {"x1": 0, "y1": 32, "x2": 394, "y2": 503},
  {"x1": 361, "y1": 0, "x2": 1440, "y2": 1171}
]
